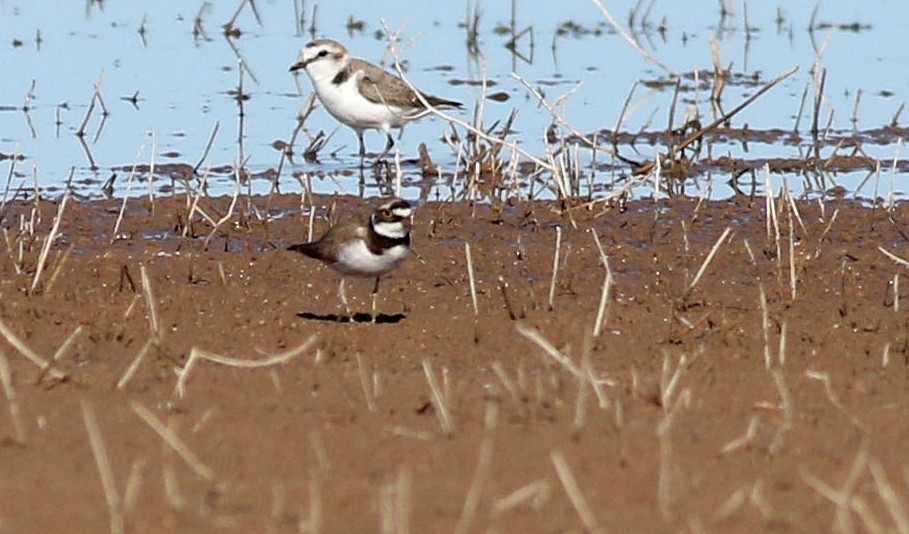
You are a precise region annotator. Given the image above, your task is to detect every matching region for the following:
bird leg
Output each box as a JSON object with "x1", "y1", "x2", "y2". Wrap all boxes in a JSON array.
[
  {"x1": 375, "y1": 132, "x2": 395, "y2": 162},
  {"x1": 337, "y1": 276, "x2": 351, "y2": 320},
  {"x1": 371, "y1": 276, "x2": 381, "y2": 323},
  {"x1": 357, "y1": 131, "x2": 367, "y2": 165}
]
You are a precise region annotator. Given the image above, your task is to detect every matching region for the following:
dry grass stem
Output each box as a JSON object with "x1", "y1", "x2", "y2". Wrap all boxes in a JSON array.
[
  {"x1": 421, "y1": 358, "x2": 454, "y2": 435},
  {"x1": 551, "y1": 450, "x2": 604, "y2": 533},
  {"x1": 721, "y1": 415, "x2": 760, "y2": 454},
  {"x1": 51, "y1": 324, "x2": 82, "y2": 363},
  {"x1": 0, "y1": 317, "x2": 65, "y2": 380},
  {"x1": 801, "y1": 446, "x2": 870, "y2": 533},
  {"x1": 464, "y1": 242, "x2": 479, "y2": 315},
  {"x1": 379, "y1": 465, "x2": 413, "y2": 534},
  {"x1": 686, "y1": 226, "x2": 732, "y2": 295},
  {"x1": 869, "y1": 459, "x2": 909, "y2": 533},
  {"x1": 879, "y1": 246, "x2": 909, "y2": 268},
  {"x1": 30, "y1": 178, "x2": 70, "y2": 294},
  {"x1": 130, "y1": 400, "x2": 215, "y2": 481},
  {"x1": 0, "y1": 350, "x2": 26, "y2": 444},
  {"x1": 548, "y1": 226, "x2": 562, "y2": 310},
  {"x1": 309, "y1": 432, "x2": 331, "y2": 473},
  {"x1": 588, "y1": 0, "x2": 675, "y2": 75},
  {"x1": 805, "y1": 370, "x2": 865, "y2": 431},
  {"x1": 768, "y1": 368, "x2": 793, "y2": 455},
  {"x1": 81, "y1": 399, "x2": 124, "y2": 534},
  {"x1": 122, "y1": 457, "x2": 146, "y2": 517},
  {"x1": 300, "y1": 474, "x2": 323, "y2": 533},
  {"x1": 715, "y1": 485, "x2": 749, "y2": 522},
  {"x1": 356, "y1": 353, "x2": 377, "y2": 412},
  {"x1": 593, "y1": 269, "x2": 614, "y2": 337},
  {"x1": 176, "y1": 333, "x2": 318, "y2": 397},
  {"x1": 491, "y1": 479, "x2": 551, "y2": 516},
  {"x1": 788, "y1": 211, "x2": 797, "y2": 300},
  {"x1": 453, "y1": 435, "x2": 494, "y2": 534},
  {"x1": 778, "y1": 321, "x2": 788, "y2": 366},
  {"x1": 139, "y1": 264, "x2": 161, "y2": 339},
  {"x1": 116, "y1": 338, "x2": 155, "y2": 390},
  {"x1": 515, "y1": 323, "x2": 583, "y2": 380},
  {"x1": 893, "y1": 275, "x2": 900, "y2": 312},
  {"x1": 759, "y1": 283, "x2": 772, "y2": 370}
]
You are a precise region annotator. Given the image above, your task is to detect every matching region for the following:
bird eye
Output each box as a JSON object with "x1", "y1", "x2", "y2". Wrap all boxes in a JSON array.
[
  {"x1": 381, "y1": 208, "x2": 393, "y2": 218},
  {"x1": 317, "y1": 50, "x2": 328, "y2": 58}
]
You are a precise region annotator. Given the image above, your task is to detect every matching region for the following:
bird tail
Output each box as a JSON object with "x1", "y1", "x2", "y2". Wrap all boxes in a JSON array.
[
  {"x1": 287, "y1": 242, "x2": 318, "y2": 258},
  {"x1": 423, "y1": 94, "x2": 463, "y2": 109}
]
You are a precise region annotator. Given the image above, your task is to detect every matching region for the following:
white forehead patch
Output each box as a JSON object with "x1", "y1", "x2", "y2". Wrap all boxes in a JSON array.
[{"x1": 391, "y1": 206, "x2": 414, "y2": 218}]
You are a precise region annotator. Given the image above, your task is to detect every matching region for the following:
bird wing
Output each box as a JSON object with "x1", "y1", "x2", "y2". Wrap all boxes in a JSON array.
[{"x1": 350, "y1": 58, "x2": 461, "y2": 110}]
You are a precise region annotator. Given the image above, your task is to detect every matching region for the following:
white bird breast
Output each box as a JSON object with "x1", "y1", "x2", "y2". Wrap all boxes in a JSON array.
[{"x1": 334, "y1": 240, "x2": 409, "y2": 276}]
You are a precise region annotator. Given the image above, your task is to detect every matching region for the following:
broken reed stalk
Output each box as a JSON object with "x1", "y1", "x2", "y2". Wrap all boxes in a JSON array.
[
  {"x1": 302, "y1": 474, "x2": 323, "y2": 533},
  {"x1": 634, "y1": 66, "x2": 799, "y2": 177},
  {"x1": 30, "y1": 169, "x2": 72, "y2": 294},
  {"x1": 800, "y1": 447, "x2": 871, "y2": 532},
  {"x1": 147, "y1": 131, "x2": 157, "y2": 209},
  {"x1": 591, "y1": 230, "x2": 614, "y2": 336},
  {"x1": 356, "y1": 352, "x2": 377, "y2": 412},
  {"x1": 879, "y1": 246, "x2": 909, "y2": 268},
  {"x1": 464, "y1": 242, "x2": 479, "y2": 316},
  {"x1": 551, "y1": 450, "x2": 604, "y2": 533},
  {"x1": 175, "y1": 333, "x2": 318, "y2": 398},
  {"x1": 422, "y1": 358, "x2": 454, "y2": 435},
  {"x1": 0, "y1": 317, "x2": 65, "y2": 380},
  {"x1": 0, "y1": 350, "x2": 26, "y2": 444},
  {"x1": 491, "y1": 479, "x2": 551, "y2": 516},
  {"x1": 81, "y1": 399, "x2": 124, "y2": 534},
  {"x1": 453, "y1": 406, "x2": 496, "y2": 534},
  {"x1": 685, "y1": 226, "x2": 732, "y2": 297},
  {"x1": 512, "y1": 73, "x2": 611, "y2": 155},
  {"x1": 122, "y1": 458, "x2": 146, "y2": 518},
  {"x1": 759, "y1": 283, "x2": 772, "y2": 369},
  {"x1": 193, "y1": 121, "x2": 220, "y2": 175},
  {"x1": 588, "y1": 0, "x2": 674, "y2": 76},
  {"x1": 869, "y1": 459, "x2": 909, "y2": 532},
  {"x1": 202, "y1": 174, "x2": 240, "y2": 250},
  {"x1": 44, "y1": 244, "x2": 74, "y2": 295},
  {"x1": 110, "y1": 135, "x2": 150, "y2": 244},
  {"x1": 720, "y1": 415, "x2": 761, "y2": 454},
  {"x1": 115, "y1": 338, "x2": 155, "y2": 390},
  {"x1": 547, "y1": 227, "x2": 563, "y2": 310},
  {"x1": 516, "y1": 322, "x2": 584, "y2": 380},
  {"x1": 139, "y1": 264, "x2": 160, "y2": 339},
  {"x1": 788, "y1": 209, "x2": 797, "y2": 300},
  {"x1": 130, "y1": 400, "x2": 215, "y2": 481},
  {"x1": 768, "y1": 368, "x2": 794, "y2": 454}
]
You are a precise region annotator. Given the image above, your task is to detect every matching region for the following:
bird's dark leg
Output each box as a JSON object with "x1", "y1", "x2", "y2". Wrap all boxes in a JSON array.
[
  {"x1": 375, "y1": 132, "x2": 395, "y2": 162},
  {"x1": 357, "y1": 131, "x2": 367, "y2": 166}
]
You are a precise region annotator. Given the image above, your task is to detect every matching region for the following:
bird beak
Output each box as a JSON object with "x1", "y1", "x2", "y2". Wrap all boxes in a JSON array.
[{"x1": 289, "y1": 60, "x2": 307, "y2": 73}]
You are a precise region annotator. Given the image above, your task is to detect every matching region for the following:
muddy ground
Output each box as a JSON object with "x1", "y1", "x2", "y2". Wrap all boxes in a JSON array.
[{"x1": 1, "y1": 191, "x2": 909, "y2": 533}]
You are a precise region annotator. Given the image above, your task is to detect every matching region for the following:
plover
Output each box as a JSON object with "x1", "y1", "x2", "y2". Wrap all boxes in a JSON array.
[
  {"x1": 288, "y1": 198, "x2": 416, "y2": 320},
  {"x1": 289, "y1": 39, "x2": 462, "y2": 162}
]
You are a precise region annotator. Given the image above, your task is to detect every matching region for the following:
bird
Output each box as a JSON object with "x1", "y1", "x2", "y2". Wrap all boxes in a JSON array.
[
  {"x1": 287, "y1": 198, "x2": 416, "y2": 321},
  {"x1": 289, "y1": 38, "x2": 462, "y2": 163}
]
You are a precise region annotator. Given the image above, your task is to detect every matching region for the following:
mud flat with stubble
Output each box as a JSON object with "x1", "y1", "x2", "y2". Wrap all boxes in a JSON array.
[{"x1": 1, "y1": 192, "x2": 908, "y2": 532}]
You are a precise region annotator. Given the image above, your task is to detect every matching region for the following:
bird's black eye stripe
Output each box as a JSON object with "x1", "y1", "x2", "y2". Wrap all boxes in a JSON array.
[{"x1": 317, "y1": 50, "x2": 328, "y2": 58}]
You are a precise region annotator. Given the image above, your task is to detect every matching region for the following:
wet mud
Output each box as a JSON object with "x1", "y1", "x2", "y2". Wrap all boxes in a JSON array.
[{"x1": 1, "y1": 193, "x2": 909, "y2": 532}]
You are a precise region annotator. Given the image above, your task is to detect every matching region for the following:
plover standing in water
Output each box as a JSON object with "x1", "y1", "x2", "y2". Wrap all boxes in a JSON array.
[
  {"x1": 289, "y1": 39, "x2": 462, "y2": 162},
  {"x1": 288, "y1": 198, "x2": 416, "y2": 321}
]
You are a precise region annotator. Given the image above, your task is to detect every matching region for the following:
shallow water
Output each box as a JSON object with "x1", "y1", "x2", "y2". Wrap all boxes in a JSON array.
[{"x1": 0, "y1": 0, "x2": 906, "y2": 201}]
